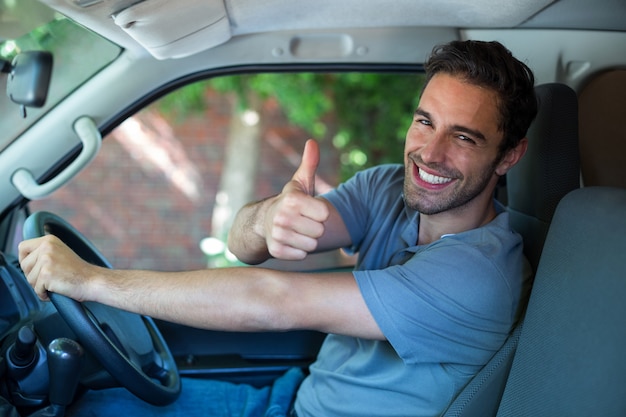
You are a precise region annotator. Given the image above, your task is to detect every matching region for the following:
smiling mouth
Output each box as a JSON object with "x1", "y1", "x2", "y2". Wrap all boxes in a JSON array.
[{"x1": 418, "y1": 167, "x2": 454, "y2": 185}]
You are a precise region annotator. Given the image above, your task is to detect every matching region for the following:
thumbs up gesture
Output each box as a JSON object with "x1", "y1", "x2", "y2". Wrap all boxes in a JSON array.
[
  {"x1": 264, "y1": 139, "x2": 330, "y2": 260},
  {"x1": 284, "y1": 138, "x2": 321, "y2": 197}
]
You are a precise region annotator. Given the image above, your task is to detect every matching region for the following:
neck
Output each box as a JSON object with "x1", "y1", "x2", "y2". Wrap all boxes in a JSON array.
[{"x1": 417, "y1": 196, "x2": 498, "y2": 246}]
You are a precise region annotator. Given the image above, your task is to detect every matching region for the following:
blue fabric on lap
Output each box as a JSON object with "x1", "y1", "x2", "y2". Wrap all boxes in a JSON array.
[{"x1": 66, "y1": 368, "x2": 304, "y2": 417}]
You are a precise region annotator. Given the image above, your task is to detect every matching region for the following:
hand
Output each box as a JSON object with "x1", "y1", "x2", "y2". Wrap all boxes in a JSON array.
[
  {"x1": 18, "y1": 235, "x2": 96, "y2": 302},
  {"x1": 264, "y1": 139, "x2": 330, "y2": 260}
]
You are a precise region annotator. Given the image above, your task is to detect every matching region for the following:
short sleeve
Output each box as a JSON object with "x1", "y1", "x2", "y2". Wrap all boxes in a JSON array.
[{"x1": 355, "y1": 238, "x2": 517, "y2": 366}]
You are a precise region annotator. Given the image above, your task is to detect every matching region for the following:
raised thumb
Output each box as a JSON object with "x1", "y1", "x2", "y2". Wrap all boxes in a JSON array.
[{"x1": 293, "y1": 139, "x2": 320, "y2": 196}]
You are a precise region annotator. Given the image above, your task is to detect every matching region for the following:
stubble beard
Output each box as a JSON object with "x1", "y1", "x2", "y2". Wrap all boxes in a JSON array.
[{"x1": 403, "y1": 153, "x2": 499, "y2": 215}]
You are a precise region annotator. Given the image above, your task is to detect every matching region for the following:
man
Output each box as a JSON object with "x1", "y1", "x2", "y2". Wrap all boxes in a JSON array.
[{"x1": 19, "y1": 40, "x2": 536, "y2": 416}]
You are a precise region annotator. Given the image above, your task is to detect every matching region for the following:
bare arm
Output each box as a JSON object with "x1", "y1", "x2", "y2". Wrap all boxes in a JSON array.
[
  {"x1": 228, "y1": 139, "x2": 351, "y2": 264},
  {"x1": 18, "y1": 235, "x2": 383, "y2": 340}
]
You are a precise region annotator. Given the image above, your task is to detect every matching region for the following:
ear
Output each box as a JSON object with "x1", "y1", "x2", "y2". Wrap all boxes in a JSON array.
[{"x1": 495, "y1": 137, "x2": 528, "y2": 176}]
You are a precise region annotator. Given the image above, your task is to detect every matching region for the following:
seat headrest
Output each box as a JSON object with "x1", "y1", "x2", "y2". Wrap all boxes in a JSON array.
[{"x1": 506, "y1": 83, "x2": 580, "y2": 271}]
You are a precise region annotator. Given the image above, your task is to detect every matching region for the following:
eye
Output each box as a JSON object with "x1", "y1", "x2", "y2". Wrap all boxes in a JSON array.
[{"x1": 457, "y1": 134, "x2": 476, "y2": 144}]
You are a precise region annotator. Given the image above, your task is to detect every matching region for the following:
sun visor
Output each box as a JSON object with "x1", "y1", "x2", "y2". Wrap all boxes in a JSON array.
[{"x1": 112, "y1": 0, "x2": 231, "y2": 59}]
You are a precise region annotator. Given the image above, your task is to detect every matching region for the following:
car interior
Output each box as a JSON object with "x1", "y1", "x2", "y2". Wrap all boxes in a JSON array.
[{"x1": 1, "y1": 0, "x2": 625, "y2": 416}]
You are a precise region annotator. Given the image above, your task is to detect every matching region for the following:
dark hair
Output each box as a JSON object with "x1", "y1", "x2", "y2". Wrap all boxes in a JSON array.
[{"x1": 424, "y1": 40, "x2": 537, "y2": 156}]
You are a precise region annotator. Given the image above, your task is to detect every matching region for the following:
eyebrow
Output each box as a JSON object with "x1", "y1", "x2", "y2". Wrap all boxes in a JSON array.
[{"x1": 414, "y1": 108, "x2": 488, "y2": 143}]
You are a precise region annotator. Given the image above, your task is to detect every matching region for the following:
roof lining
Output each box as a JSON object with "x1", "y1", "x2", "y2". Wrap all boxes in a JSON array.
[{"x1": 41, "y1": 0, "x2": 555, "y2": 59}]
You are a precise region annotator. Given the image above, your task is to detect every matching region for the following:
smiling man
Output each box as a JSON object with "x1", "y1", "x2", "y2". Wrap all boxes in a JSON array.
[
  {"x1": 20, "y1": 40, "x2": 537, "y2": 417},
  {"x1": 229, "y1": 40, "x2": 537, "y2": 417}
]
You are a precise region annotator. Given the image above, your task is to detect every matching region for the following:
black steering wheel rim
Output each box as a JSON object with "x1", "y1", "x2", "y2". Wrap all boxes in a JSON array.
[{"x1": 23, "y1": 211, "x2": 181, "y2": 406}]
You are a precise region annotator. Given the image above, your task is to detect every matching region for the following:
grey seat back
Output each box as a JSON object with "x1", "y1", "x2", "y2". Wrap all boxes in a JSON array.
[
  {"x1": 441, "y1": 322, "x2": 523, "y2": 417},
  {"x1": 497, "y1": 186, "x2": 626, "y2": 416},
  {"x1": 441, "y1": 83, "x2": 581, "y2": 417}
]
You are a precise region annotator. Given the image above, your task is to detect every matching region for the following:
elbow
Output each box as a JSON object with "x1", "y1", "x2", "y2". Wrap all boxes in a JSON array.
[
  {"x1": 226, "y1": 231, "x2": 271, "y2": 266},
  {"x1": 242, "y1": 273, "x2": 301, "y2": 332}
]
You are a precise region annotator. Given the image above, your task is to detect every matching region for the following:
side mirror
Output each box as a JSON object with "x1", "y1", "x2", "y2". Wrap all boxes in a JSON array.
[{"x1": 2, "y1": 50, "x2": 53, "y2": 109}]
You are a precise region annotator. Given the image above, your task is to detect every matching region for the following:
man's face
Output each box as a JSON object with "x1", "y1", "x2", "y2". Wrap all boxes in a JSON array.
[{"x1": 403, "y1": 73, "x2": 505, "y2": 215}]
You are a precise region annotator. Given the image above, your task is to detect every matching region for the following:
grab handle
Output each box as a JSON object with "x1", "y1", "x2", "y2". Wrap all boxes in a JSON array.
[{"x1": 12, "y1": 116, "x2": 101, "y2": 200}]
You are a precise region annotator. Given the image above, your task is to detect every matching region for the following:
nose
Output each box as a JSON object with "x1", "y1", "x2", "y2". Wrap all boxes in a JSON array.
[{"x1": 419, "y1": 133, "x2": 449, "y2": 164}]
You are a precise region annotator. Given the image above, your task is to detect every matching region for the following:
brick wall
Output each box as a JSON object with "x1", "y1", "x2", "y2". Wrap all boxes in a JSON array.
[{"x1": 29, "y1": 91, "x2": 345, "y2": 271}]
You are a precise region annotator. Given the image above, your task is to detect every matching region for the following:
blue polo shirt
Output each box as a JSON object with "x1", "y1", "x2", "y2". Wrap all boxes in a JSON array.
[{"x1": 294, "y1": 164, "x2": 531, "y2": 417}]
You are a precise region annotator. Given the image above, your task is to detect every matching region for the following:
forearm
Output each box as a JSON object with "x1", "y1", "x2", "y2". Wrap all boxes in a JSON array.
[
  {"x1": 89, "y1": 266, "x2": 294, "y2": 332},
  {"x1": 227, "y1": 197, "x2": 275, "y2": 265}
]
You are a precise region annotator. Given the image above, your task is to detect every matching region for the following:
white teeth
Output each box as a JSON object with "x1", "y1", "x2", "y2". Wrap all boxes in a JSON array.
[{"x1": 419, "y1": 168, "x2": 453, "y2": 185}]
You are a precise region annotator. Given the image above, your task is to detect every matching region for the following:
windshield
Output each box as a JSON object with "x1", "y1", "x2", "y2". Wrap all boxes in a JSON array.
[{"x1": 0, "y1": 0, "x2": 121, "y2": 151}]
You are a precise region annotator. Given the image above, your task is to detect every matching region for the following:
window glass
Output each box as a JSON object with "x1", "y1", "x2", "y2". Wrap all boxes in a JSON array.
[
  {"x1": 29, "y1": 72, "x2": 424, "y2": 272},
  {"x1": 0, "y1": 0, "x2": 121, "y2": 150}
]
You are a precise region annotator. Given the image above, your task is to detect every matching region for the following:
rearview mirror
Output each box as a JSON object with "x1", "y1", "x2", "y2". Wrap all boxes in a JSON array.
[{"x1": 2, "y1": 50, "x2": 53, "y2": 108}]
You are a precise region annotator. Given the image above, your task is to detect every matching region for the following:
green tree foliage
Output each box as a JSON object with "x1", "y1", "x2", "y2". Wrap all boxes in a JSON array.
[
  {"x1": 159, "y1": 72, "x2": 425, "y2": 181},
  {"x1": 329, "y1": 72, "x2": 424, "y2": 179}
]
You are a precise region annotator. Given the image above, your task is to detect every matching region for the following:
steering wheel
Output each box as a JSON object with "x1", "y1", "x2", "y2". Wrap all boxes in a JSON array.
[{"x1": 23, "y1": 211, "x2": 181, "y2": 406}]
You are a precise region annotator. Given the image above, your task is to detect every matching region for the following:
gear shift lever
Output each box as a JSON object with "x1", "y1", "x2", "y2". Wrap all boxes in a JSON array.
[
  {"x1": 29, "y1": 338, "x2": 84, "y2": 417},
  {"x1": 47, "y1": 338, "x2": 84, "y2": 407}
]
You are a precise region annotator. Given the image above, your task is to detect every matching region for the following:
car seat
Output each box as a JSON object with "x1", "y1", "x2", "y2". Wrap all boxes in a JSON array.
[
  {"x1": 496, "y1": 186, "x2": 626, "y2": 416},
  {"x1": 441, "y1": 83, "x2": 581, "y2": 417}
]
